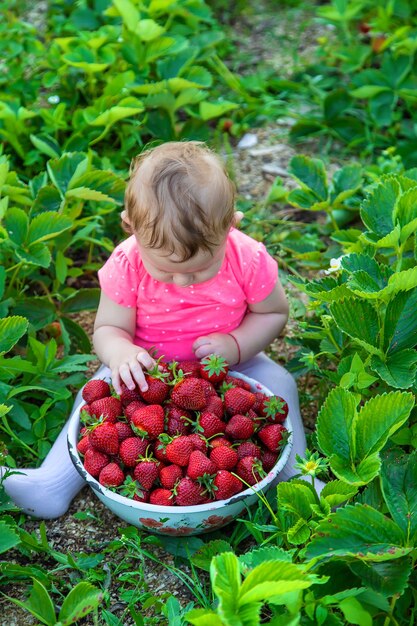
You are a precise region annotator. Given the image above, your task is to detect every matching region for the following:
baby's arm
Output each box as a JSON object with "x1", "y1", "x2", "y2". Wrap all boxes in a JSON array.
[
  {"x1": 93, "y1": 292, "x2": 156, "y2": 394},
  {"x1": 193, "y1": 279, "x2": 289, "y2": 364}
]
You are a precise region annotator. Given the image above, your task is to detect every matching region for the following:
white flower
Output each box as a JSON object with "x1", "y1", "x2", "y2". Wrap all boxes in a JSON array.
[
  {"x1": 324, "y1": 256, "x2": 343, "y2": 274},
  {"x1": 47, "y1": 95, "x2": 60, "y2": 104}
]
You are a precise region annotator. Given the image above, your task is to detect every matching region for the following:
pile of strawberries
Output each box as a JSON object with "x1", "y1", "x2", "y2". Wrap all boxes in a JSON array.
[{"x1": 76, "y1": 355, "x2": 289, "y2": 507}]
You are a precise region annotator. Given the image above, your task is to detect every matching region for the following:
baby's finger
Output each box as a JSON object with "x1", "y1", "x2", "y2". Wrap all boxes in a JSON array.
[
  {"x1": 118, "y1": 363, "x2": 137, "y2": 391},
  {"x1": 192, "y1": 336, "x2": 212, "y2": 352},
  {"x1": 194, "y1": 343, "x2": 213, "y2": 359},
  {"x1": 111, "y1": 369, "x2": 123, "y2": 395},
  {"x1": 130, "y1": 358, "x2": 149, "y2": 392},
  {"x1": 136, "y1": 351, "x2": 156, "y2": 372}
]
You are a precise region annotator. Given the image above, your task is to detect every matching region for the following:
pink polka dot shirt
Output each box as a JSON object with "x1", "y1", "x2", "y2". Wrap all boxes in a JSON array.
[{"x1": 98, "y1": 228, "x2": 278, "y2": 361}]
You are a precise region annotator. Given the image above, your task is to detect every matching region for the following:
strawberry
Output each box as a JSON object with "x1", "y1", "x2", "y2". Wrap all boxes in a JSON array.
[
  {"x1": 224, "y1": 387, "x2": 255, "y2": 416},
  {"x1": 225, "y1": 414, "x2": 254, "y2": 440},
  {"x1": 188, "y1": 433, "x2": 208, "y2": 454},
  {"x1": 115, "y1": 421, "x2": 133, "y2": 441},
  {"x1": 84, "y1": 448, "x2": 110, "y2": 478},
  {"x1": 176, "y1": 360, "x2": 201, "y2": 378},
  {"x1": 124, "y1": 400, "x2": 146, "y2": 421},
  {"x1": 82, "y1": 379, "x2": 111, "y2": 404},
  {"x1": 89, "y1": 397, "x2": 122, "y2": 423},
  {"x1": 131, "y1": 405, "x2": 165, "y2": 439},
  {"x1": 99, "y1": 462, "x2": 125, "y2": 487},
  {"x1": 79, "y1": 404, "x2": 93, "y2": 417},
  {"x1": 165, "y1": 435, "x2": 193, "y2": 467},
  {"x1": 262, "y1": 450, "x2": 279, "y2": 472},
  {"x1": 205, "y1": 394, "x2": 224, "y2": 418},
  {"x1": 171, "y1": 377, "x2": 207, "y2": 410},
  {"x1": 77, "y1": 434, "x2": 90, "y2": 455},
  {"x1": 154, "y1": 437, "x2": 169, "y2": 463},
  {"x1": 199, "y1": 378, "x2": 217, "y2": 400},
  {"x1": 89, "y1": 422, "x2": 119, "y2": 455},
  {"x1": 133, "y1": 459, "x2": 159, "y2": 490},
  {"x1": 210, "y1": 436, "x2": 232, "y2": 449},
  {"x1": 197, "y1": 411, "x2": 226, "y2": 438},
  {"x1": 258, "y1": 424, "x2": 287, "y2": 451},
  {"x1": 159, "y1": 464, "x2": 183, "y2": 489},
  {"x1": 140, "y1": 373, "x2": 170, "y2": 404},
  {"x1": 119, "y1": 437, "x2": 150, "y2": 467},
  {"x1": 213, "y1": 470, "x2": 242, "y2": 500},
  {"x1": 237, "y1": 441, "x2": 261, "y2": 459},
  {"x1": 263, "y1": 396, "x2": 288, "y2": 424},
  {"x1": 165, "y1": 405, "x2": 191, "y2": 436},
  {"x1": 224, "y1": 375, "x2": 251, "y2": 391},
  {"x1": 149, "y1": 488, "x2": 174, "y2": 506},
  {"x1": 200, "y1": 354, "x2": 229, "y2": 384},
  {"x1": 186, "y1": 450, "x2": 217, "y2": 480},
  {"x1": 119, "y1": 384, "x2": 142, "y2": 407},
  {"x1": 174, "y1": 477, "x2": 206, "y2": 506},
  {"x1": 253, "y1": 392, "x2": 269, "y2": 415},
  {"x1": 210, "y1": 446, "x2": 238, "y2": 471},
  {"x1": 236, "y1": 456, "x2": 265, "y2": 486},
  {"x1": 119, "y1": 475, "x2": 149, "y2": 502}
]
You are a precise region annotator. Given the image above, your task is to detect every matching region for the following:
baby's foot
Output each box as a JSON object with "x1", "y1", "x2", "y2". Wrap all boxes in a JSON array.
[{"x1": 1, "y1": 463, "x2": 85, "y2": 519}]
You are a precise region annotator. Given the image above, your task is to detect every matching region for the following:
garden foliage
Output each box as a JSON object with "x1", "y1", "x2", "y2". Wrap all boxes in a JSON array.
[{"x1": 1, "y1": 0, "x2": 417, "y2": 624}]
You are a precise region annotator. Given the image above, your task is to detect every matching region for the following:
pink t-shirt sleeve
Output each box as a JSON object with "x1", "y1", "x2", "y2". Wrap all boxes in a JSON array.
[
  {"x1": 243, "y1": 240, "x2": 278, "y2": 304},
  {"x1": 98, "y1": 246, "x2": 138, "y2": 308}
]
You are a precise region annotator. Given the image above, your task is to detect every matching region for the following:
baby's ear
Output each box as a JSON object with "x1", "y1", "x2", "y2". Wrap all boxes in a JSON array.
[
  {"x1": 233, "y1": 211, "x2": 244, "y2": 227},
  {"x1": 121, "y1": 209, "x2": 133, "y2": 234}
]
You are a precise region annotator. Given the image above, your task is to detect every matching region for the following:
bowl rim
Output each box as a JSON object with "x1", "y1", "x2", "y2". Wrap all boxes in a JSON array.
[{"x1": 67, "y1": 370, "x2": 293, "y2": 515}]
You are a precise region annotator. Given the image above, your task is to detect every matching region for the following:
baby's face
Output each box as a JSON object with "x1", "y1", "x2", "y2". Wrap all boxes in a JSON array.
[{"x1": 137, "y1": 240, "x2": 227, "y2": 287}]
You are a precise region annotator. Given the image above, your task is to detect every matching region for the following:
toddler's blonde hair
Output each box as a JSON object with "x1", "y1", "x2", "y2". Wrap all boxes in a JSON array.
[{"x1": 124, "y1": 141, "x2": 235, "y2": 261}]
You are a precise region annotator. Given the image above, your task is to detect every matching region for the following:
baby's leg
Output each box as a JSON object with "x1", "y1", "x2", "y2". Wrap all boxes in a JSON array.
[
  {"x1": 233, "y1": 353, "x2": 324, "y2": 492},
  {"x1": 1, "y1": 364, "x2": 110, "y2": 518}
]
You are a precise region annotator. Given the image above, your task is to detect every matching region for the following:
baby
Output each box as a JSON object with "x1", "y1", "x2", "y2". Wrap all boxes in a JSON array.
[{"x1": 2, "y1": 141, "x2": 319, "y2": 518}]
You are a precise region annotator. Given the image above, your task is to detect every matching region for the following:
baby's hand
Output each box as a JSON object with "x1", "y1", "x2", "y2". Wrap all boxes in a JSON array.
[
  {"x1": 193, "y1": 333, "x2": 240, "y2": 365},
  {"x1": 109, "y1": 346, "x2": 157, "y2": 395}
]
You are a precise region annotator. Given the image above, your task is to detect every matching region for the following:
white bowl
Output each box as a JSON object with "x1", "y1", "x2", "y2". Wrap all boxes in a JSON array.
[{"x1": 67, "y1": 371, "x2": 293, "y2": 535}]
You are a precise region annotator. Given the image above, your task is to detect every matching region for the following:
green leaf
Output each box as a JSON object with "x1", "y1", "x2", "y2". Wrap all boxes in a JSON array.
[
  {"x1": 30, "y1": 134, "x2": 61, "y2": 159},
  {"x1": 277, "y1": 481, "x2": 317, "y2": 519},
  {"x1": 59, "y1": 581, "x2": 103, "y2": 625},
  {"x1": 88, "y1": 99, "x2": 144, "y2": 127},
  {"x1": 191, "y1": 540, "x2": 233, "y2": 572},
  {"x1": 381, "y1": 449, "x2": 417, "y2": 542},
  {"x1": 330, "y1": 298, "x2": 380, "y2": 354},
  {"x1": 199, "y1": 100, "x2": 239, "y2": 121},
  {"x1": 28, "y1": 211, "x2": 72, "y2": 244},
  {"x1": 350, "y1": 557, "x2": 412, "y2": 597},
  {"x1": 240, "y1": 561, "x2": 314, "y2": 605},
  {"x1": 317, "y1": 388, "x2": 413, "y2": 485},
  {"x1": 210, "y1": 553, "x2": 241, "y2": 621},
  {"x1": 360, "y1": 178, "x2": 398, "y2": 237},
  {"x1": 112, "y1": 0, "x2": 139, "y2": 29},
  {"x1": 288, "y1": 155, "x2": 328, "y2": 202},
  {"x1": 317, "y1": 387, "x2": 358, "y2": 466},
  {"x1": 66, "y1": 187, "x2": 119, "y2": 202},
  {"x1": 349, "y1": 85, "x2": 389, "y2": 98},
  {"x1": 338, "y1": 596, "x2": 372, "y2": 626},
  {"x1": 66, "y1": 170, "x2": 125, "y2": 204},
  {"x1": 355, "y1": 391, "x2": 415, "y2": 458},
  {"x1": 5, "y1": 578, "x2": 57, "y2": 625},
  {"x1": 61, "y1": 288, "x2": 100, "y2": 313},
  {"x1": 384, "y1": 289, "x2": 417, "y2": 353},
  {"x1": 305, "y1": 504, "x2": 410, "y2": 561},
  {"x1": 371, "y1": 350, "x2": 417, "y2": 389},
  {"x1": 0, "y1": 520, "x2": 21, "y2": 553},
  {"x1": 287, "y1": 517, "x2": 311, "y2": 545},
  {"x1": 239, "y1": 547, "x2": 294, "y2": 571},
  {"x1": 0, "y1": 315, "x2": 28, "y2": 354},
  {"x1": 47, "y1": 152, "x2": 87, "y2": 195},
  {"x1": 185, "y1": 609, "x2": 224, "y2": 626},
  {"x1": 15, "y1": 242, "x2": 51, "y2": 268},
  {"x1": 137, "y1": 18, "x2": 165, "y2": 41},
  {"x1": 4, "y1": 207, "x2": 29, "y2": 244}
]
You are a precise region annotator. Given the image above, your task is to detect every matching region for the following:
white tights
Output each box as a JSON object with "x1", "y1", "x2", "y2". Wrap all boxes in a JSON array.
[{"x1": 1, "y1": 354, "x2": 322, "y2": 518}]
